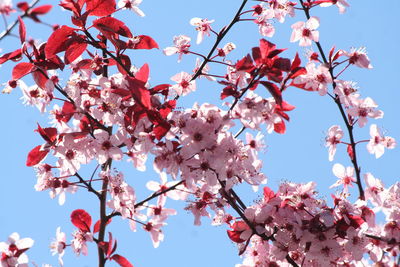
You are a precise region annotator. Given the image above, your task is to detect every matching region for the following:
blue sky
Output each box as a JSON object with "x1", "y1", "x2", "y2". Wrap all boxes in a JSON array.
[{"x1": 0, "y1": 1, "x2": 399, "y2": 266}]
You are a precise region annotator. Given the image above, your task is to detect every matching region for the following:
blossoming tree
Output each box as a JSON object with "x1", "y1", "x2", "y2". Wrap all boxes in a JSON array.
[{"x1": 0, "y1": 0, "x2": 399, "y2": 266}]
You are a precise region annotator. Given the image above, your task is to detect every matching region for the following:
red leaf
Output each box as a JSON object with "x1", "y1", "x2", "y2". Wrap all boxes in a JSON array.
[
  {"x1": 153, "y1": 121, "x2": 171, "y2": 140},
  {"x1": 65, "y1": 40, "x2": 87, "y2": 64},
  {"x1": 87, "y1": 0, "x2": 116, "y2": 17},
  {"x1": 71, "y1": 209, "x2": 92, "y2": 232},
  {"x1": 93, "y1": 17, "x2": 132, "y2": 38},
  {"x1": 291, "y1": 53, "x2": 302, "y2": 71},
  {"x1": 132, "y1": 35, "x2": 159, "y2": 50},
  {"x1": 126, "y1": 73, "x2": 152, "y2": 109},
  {"x1": 235, "y1": 54, "x2": 254, "y2": 72},
  {"x1": 61, "y1": 101, "x2": 76, "y2": 122},
  {"x1": 17, "y1": 2, "x2": 29, "y2": 11},
  {"x1": 32, "y1": 70, "x2": 49, "y2": 89},
  {"x1": 18, "y1": 17, "x2": 26, "y2": 44},
  {"x1": 93, "y1": 218, "x2": 112, "y2": 233},
  {"x1": 31, "y1": 5, "x2": 52, "y2": 15},
  {"x1": 259, "y1": 38, "x2": 276, "y2": 59},
  {"x1": 263, "y1": 186, "x2": 275, "y2": 202},
  {"x1": 0, "y1": 49, "x2": 22, "y2": 65},
  {"x1": 36, "y1": 124, "x2": 58, "y2": 143},
  {"x1": 116, "y1": 54, "x2": 131, "y2": 76},
  {"x1": 26, "y1": 145, "x2": 49, "y2": 166},
  {"x1": 274, "y1": 121, "x2": 286, "y2": 134},
  {"x1": 111, "y1": 254, "x2": 134, "y2": 267},
  {"x1": 227, "y1": 230, "x2": 245, "y2": 243},
  {"x1": 12, "y1": 62, "x2": 34, "y2": 80},
  {"x1": 29, "y1": 5, "x2": 53, "y2": 23},
  {"x1": 135, "y1": 63, "x2": 149, "y2": 84},
  {"x1": 45, "y1": 26, "x2": 76, "y2": 58},
  {"x1": 260, "y1": 81, "x2": 282, "y2": 105},
  {"x1": 347, "y1": 144, "x2": 354, "y2": 160},
  {"x1": 159, "y1": 100, "x2": 176, "y2": 118}
]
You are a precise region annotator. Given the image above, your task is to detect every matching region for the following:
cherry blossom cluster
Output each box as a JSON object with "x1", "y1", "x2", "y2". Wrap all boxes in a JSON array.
[{"x1": 0, "y1": 0, "x2": 398, "y2": 266}]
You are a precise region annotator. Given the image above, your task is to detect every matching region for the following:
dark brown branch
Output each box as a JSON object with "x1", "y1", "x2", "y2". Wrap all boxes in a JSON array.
[
  {"x1": 0, "y1": 0, "x2": 41, "y2": 42},
  {"x1": 298, "y1": 0, "x2": 364, "y2": 199},
  {"x1": 191, "y1": 0, "x2": 249, "y2": 81}
]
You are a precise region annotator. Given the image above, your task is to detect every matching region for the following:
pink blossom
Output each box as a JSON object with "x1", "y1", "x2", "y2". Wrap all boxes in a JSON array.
[
  {"x1": 333, "y1": 80, "x2": 360, "y2": 108},
  {"x1": 0, "y1": 233, "x2": 33, "y2": 267},
  {"x1": 91, "y1": 130, "x2": 123, "y2": 164},
  {"x1": 71, "y1": 229, "x2": 93, "y2": 256},
  {"x1": 347, "y1": 97, "x2": 384, "y2": 127},
  {"x1": 0, "y1": 0, "x2": 13, "y2": 15},
  {"x1": 117, "y1": 0, "x2": 145, "y2": 17},
  {"x1": 294, "y1": 62, "x2": 332, "y2": 95},
  {"x1": 325, "y1": 125, "x2": 344, "y2": 161},
  {"x1": 245, "y1": 132, "x2": 265, "y2": 156},
  {"x1": 20, "y1": 81, "x2": 51, "y2": 113},
  {"x1": 345, "y1": 47, "x2": 372, "y2": 69},
  {"x1": 367, "y1": 124, "x2": 396, "y2": 158},
  {"x1": 192, "y1": 58, "x2": 214, "y2": 81},
  {"x1": 364, "y1": 173, "x2": 385, "y2": 207},
  {"x1": 146, "y1": 172, "x2": 187, "y2": 201},
  {"x1": 54, "y1": 135, "x2": 91, "y2": 175},
  {"x1": 290, "y1": 17, "x2": 320, "y2": 46},
  {"x1": 190, "y1": 17, "x2": 214, "y2": 44},
  {"x1": 320, "y1": 0, "x2": 350, "y2": 14},
  {"x1": 163, "y1": 35, "x2": 191, "y2": 62},
  {"x1": 217, "y1": 42, "x2": 236, "y2": 58},
  {"x1": 270, "y1": 0, "x2": 295, "y2": 22},
  {"x1": 330, "y1": 163, "x2": 356, "y2": 192},
  {"x1": 170, "y1": 71, "x2": 196, "y2": 96},
  {"x1": 50, "y1": 227, "x2": 66, "y2": 266},
  {"x1": 143, "y1": 220, "x2": 165, "y2": 248},
  {"x1": 255, "y1": 9, "x2": 275, "y2": 37}
]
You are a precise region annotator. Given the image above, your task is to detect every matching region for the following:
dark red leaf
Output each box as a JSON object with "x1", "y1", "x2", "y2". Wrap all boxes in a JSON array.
[
  {"x1": 31, "y1": 5, "x2": 52, "y2": 15},
  {"x1": 65, "y1": 40, "x2": 87, "y2": 64},
  {"x1": 273, "y1": 58, "x2": 291, "y2": 72},
  {"x1": 93, "y1": 218, "x2": 112, "y2": 234},
  {"x1": 260, "y1": 81, "x2": 282, "y2": 105},
  {"x1": 268, "y1": 48, "x2": 286, "y2": 59},
  {"x1": 45, "y1": 26, "x2": 76, "y2": 58},
  {"x1": 153, "y1": 121, "x2": 171, "y2": 140},
  {"x1": 107, "y1": 232, "x2": 114, "y2": 257},
  {"x1": 93, "y1": 17, "x2": 132, "y2": 38},
  {"x1": 135, "y1": 63, "x2": 149, "y2": 84},
  {"x1": 0, "y1": 49, "x2": 22, "y2": 65},
  {"x1": 291, "y1": 53, "x2": 301, "y2": 71},
  {"x1": 17, "y1": 2, "x2": 29, "y2": 11},
  {"x1": 36, "y1": 124, "x2": 58, "y2": 143},
  {"x1": 274, "y1": 121, "x2": 286, "y2": 134},
  {"x1": 220, "y1": 86, "x2": 237, "y2": 100},
  {"x1": 32, "y1": 70, "x2": 49, "y2": 89},
  {"x1": 159, "y1": 100, "x2": 176, "y2": 118},
  {"x1": 61, "y1": 101, "x2": 76, "y2": 122},
  {"x1": 111, "y1": 254, "x2": 134, "y2": 267},
  {"x1": 289, "y1": 67, "x2": 307, "y2": 79},
  {"x1": 132, "y1": 35, "x2": 159, "y2": 50},
  {"x1": 263, "y1": 186, "x2": 275, "y2": 202},
  {"x1": 235, "y1": 54, "x2": 254, "y2": 72},
  {"x1": 227, "y1": 230, "x2": 245, "y2": 243},
  {"x1": 18, "y1": 16, "x2": 26, "y2": 44},
  {"x1": 26, "y1": 145, "x2": 49, "y2": 166},
  {"x1": 71, "y1": 209, "x2": 92, "y2": 232},
  {"x1": 347, "y1": 144, "x2": 354, "y2": 160},
  {"x1": 259, "y1": 39, "x2": 276, "y2": 59},
  {"x1": 12, "y1": 62, "x2": 34, "y2": 80},
  {"x1": 116, "y1": 54, "x2": 131, "y2": 76},
  {"x1": 87, "y1": 0, "x2": 116, "y2": 17}
]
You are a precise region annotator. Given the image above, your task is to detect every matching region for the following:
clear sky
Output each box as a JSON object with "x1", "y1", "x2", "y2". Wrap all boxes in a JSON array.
[{"x1": 0, "y1": 1, "x2": 399, "y2": 266}]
